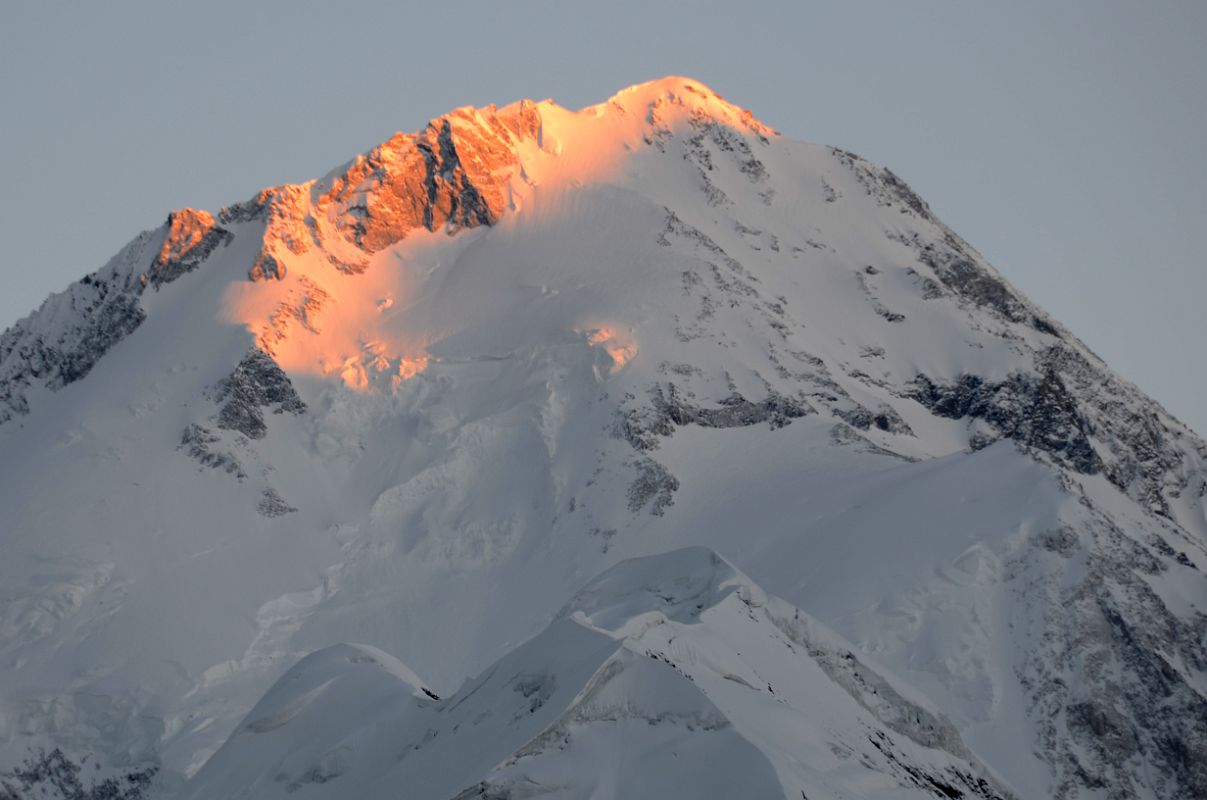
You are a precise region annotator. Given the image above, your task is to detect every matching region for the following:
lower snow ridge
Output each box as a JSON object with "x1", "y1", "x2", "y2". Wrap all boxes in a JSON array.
[{"x1": 184, "y1": 548, "x2": 1015, "y2": 800}]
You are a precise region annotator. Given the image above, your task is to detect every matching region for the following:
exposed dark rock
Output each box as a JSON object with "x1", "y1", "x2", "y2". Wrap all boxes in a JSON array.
[
  {"x1": 1147, "y1": 534, "x2": 1196, "y2": 570},
  {"x1": 1014, "y1": 508, "x2": 1207, "y2": 800},
  {"x1": 627, "y1": 457, "x2": 679, "y2": 516},
  {"x1": 1078, "y1": 596, "x2": 1207, "y2": 799},
  {"x1": 0, "y1": 748, "x2": 157, "y2": 800},
  {"x1": 654, "y1": 385, "x2": 810, "y2": 431},
  {"x1": 179, "y1": 424, "x2": 245, "y2": 479},
  {"x1": 878, "y1": 168, "x2": 936, "y2": 223},
  {"x1": 615, "y1": 384, "x2": 812, "y2": 453},
  {"x1": 613, "y1": 384, "x2": 810, "y2": 515},
  {"x1": 1031, "y1": 315, "x2": 1061, "y2": 338},
  {"x1": 890, "y1": 228, "x2": 1062, "y2": 338},
  {"x1": 914, "y1": 234, "x2": 1030, "y2": 324},
  {"x1": 212, "y1": 349, "x2": 306, "y2": 440},
  {"x1": 874, "y1": 305, "x2": 905, "y2": 323},
  {"x1": 910, "y1": 371, "x2": 1100, "y2": 474},
  {"x1": 837, "y1": 403, "x2": 913, "y2": 435},
  {"x1": 865, "y1": 730, "x2": 1013, "y2": 800},
  {"x1": 217, "y1": 194, "x2": 270, "y2": 225},
  {"x1": 450, "y1": 781, "x2": 517, "y2": 800},
  {"x1": 0, "y1": 257, "x2": 149, "y2": 425},
  {"x1": 1034, "y1": 526, "x2": 1080, "y2": 557},
  {"x1": 257, "y1": 488, "x2": 296, "y2": 517},
  {"x1": 830, "y1": 148, "x2": 934, "y2": 224},
  {"x1": 1037, "y1": 344, "x2": 1196, "y2": 518}
]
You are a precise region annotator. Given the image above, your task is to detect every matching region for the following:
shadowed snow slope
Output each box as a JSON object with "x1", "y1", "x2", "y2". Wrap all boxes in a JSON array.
[
  {"x1": 1, "y1": 77, "x2": 1205, "y2": 799},
  {"x1": 183, "y1": 549, "x2": 1014, "y2": 800}
]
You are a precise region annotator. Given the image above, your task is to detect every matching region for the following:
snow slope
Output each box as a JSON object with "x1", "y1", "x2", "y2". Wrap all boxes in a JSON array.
[
  {"x1": 184, "y1": 549, "x2": 1015, "y2": 800},
  {"x1": 1, "y1": 77, "x2": 1204, "y2": 799}
]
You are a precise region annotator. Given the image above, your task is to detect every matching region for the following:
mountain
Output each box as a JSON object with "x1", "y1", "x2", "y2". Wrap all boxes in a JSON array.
[
  {"x1": 182, "y1": 548, "x2": 1015, "y2": 800},
  {"x1": 0, "y1": 77, "x2": 1204, "y2": 799}
]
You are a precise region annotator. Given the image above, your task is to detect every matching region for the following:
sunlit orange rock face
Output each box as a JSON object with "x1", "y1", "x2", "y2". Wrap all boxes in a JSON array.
[
  {"x1": 318, "y1": 101, "x2": 542, "y2": 253},
  {"x1": 156, "y1": 209, "x2": 215, "y2": 265},
  {"x1": 216, "y1": 78, "x2": 774, "y2": 389},
  {"x1": 148, "y1": 208, "x2": 233, "y2": 287},
  {"x1": 246, "y1": 186, "x2": 314, "y2": 281}
]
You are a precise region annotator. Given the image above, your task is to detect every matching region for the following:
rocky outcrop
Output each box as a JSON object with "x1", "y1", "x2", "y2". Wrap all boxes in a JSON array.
[
  {"x1": 257, "y1": 487, "x2": 296, "y2": 517},
  {"x1": 317, "y1": 104, "x2": 537, "y2": 253},
  {"x1": 211, "y1": 348, "x2": 306, "y2": 440},
  {"x1": 1039, "y1": 344, "x2": 1207, "y2": 520},
  {"x1": 836, "y1": 402, "x2": 913, "y2": 435},
  {"x1": 830, "y1": 147, "x2": 937, "y2": 225},
  {"x1": 651, "y1": 383, "x2": 811, "y2": 433},
  {"x1": 0, "y1": 287, "x2": 145, "y2": 408},
  {"x1": 910, "y1": 339, "x2": 1207, "y2": 521},
  {"x1": 613, "y1": 384, "x2": 810, "y2": 516},
  {"x1": 1, "y1": 238, "x2": 149, "y2": 425},
  {"x1": 910, "y1": 370, "x2": 1100, "y2": 473},
  {"x1": 215, "y1": 103, "x2": 538, "y2": 292},
  {"x1": 147, "y1": 209, "x2": 233, "y2": 287},
  {"x1": 179, "y1": 423, "x2": 244, "y2": 478},
  {"x1": 615, "y1": 383, "x2": 811, "y2": 452},
  {"x1": 626, "y1": 457, "x2": 679, "y2": 515},
  {"x1": 0, "y1": 208, "x2": 235, "y2": 428},
  {"x1": 0, "y1": 748, "x2": 157, "y2": 800},
  {"x1": 1014, "y1": 513, "x2": 1207, "y2": 800}
]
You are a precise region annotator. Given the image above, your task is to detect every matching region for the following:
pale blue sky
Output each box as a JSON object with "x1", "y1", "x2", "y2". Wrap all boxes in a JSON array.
[{"x1": 2, "y1": 1, "x2": 1204, "y2": 433}]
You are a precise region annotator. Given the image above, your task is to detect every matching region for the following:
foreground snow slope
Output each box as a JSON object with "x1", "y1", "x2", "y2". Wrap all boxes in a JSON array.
[
  {"x1": 1, "y1": 78, "x2": 1204, "y2": 798},
  {"x1": 184, "y1": 549, "x2": 1015, "y2": 800}
]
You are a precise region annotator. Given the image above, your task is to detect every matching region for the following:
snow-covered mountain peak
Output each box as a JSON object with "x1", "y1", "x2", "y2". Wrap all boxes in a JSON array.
[
  {"x1": 2, "y1": 79, "x2": 1206, "y2": 799},
  {"x1": 601, "y1": 75, "x2": 775, "y2": 132}
]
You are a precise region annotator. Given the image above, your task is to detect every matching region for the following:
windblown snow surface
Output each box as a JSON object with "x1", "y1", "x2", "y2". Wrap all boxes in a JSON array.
[{"x1": 1, "y1": 78, "x2": 1204, "y2": 799}]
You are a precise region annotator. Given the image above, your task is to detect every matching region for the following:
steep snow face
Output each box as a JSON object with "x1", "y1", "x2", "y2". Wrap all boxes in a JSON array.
[
  {"x1": 1, "y1": 77, "x2": 1205, "y2": 799},
  {"x1": 183, "y1": 549, "x2": 1016, "y2": 800}
]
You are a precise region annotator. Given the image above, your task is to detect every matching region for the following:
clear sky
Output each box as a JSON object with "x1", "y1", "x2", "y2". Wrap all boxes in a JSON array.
[{"x1": 2, "y1": 1, "x2": 1204, "y2": 434}]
